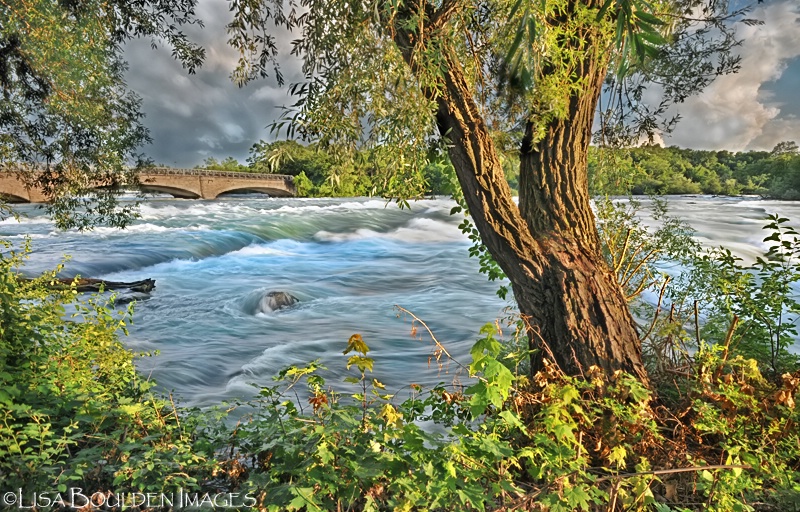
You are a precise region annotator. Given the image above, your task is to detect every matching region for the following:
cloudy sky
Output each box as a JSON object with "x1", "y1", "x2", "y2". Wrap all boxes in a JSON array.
[{"x1": 123, "y1": 0, "x2": 800, "y2": 168}]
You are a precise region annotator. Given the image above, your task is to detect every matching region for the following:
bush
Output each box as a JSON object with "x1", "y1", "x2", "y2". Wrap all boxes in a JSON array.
[
  {"x1": 658, "y1": 214, "x2": 800, "y2": 378},
  {"x1": 193, "y1": 321, "x2": 800, "y2": 511},
  {"x1": 0, "y1": 244, "x2": 214, "y2": 493}
]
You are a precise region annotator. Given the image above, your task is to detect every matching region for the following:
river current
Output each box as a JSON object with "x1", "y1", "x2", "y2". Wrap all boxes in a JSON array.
[{"x1": 2, "y1": 195, "x2": 799, "y2": 407}]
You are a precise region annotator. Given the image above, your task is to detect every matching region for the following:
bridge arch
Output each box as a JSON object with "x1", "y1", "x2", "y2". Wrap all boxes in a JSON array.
[
  {"x1": 213, "y1": 185, "x2": 295, "y2": 198},
  {"x1": 135, "y1": 185, "x2": 201, "y2": 199},
  {"x1": 0, "y1": 192, "x2": 30, "y2": 203}
]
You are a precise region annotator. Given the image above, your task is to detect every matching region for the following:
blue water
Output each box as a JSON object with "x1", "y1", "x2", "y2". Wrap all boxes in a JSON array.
[
  {"x1": 1, "y1": 197, "x2": 508, "y2": 407},
  {"x1": 4, "y1": 195, "x2": 800, "y2": 407}
]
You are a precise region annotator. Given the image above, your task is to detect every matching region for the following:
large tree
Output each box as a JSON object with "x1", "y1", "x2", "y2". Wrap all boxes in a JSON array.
[{"x1": 228, "y1": 0, "x2": 748, "y2": 382}]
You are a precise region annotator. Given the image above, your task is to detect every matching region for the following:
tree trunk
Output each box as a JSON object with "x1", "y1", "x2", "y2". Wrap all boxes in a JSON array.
[{"x1": 392, "y1": 8, "x2": 649, "y2": 384}]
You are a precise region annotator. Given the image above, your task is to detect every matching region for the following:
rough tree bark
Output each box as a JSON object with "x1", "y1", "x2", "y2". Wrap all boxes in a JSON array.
[{"x1": 393, "y1": 4, "x2": 650, "y2": 384}]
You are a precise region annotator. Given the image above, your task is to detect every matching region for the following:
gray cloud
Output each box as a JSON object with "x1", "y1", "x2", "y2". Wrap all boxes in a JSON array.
[
  {"x1": 123, "y1": 0, "x2": 302, "y2": 167},
  {"x1": 663, "y1": 1, "x2": 800, "y2": 151},
  {"x1": 124, "y1": 0, "x2": 800, "y2": 165}
]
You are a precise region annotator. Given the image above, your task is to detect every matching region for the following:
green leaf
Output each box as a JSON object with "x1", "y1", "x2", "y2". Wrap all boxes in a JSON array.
[
  {"x1": 343, "y1": 333, "x2": 369, "y2": 355},
  {"x1": 288, "y1": 487, "x2": 317, "y2": 510},
  {"x1": 552, "y1": 422, "x2": 574, "y2": 441},
  {"x1": 483, "y1": 360, "x2": 514, "y2": 403},
  {"x1": 498, "y1": 409, "x2": 525, "y2": 431},
  {"x1": 564, "y1": 485, "x2": 592, "y2": 510},
  {"x1": 467, "y1": 382, "x2": 492, "y2": 416},
  {"x1": 506, "y1": 22, "x2": 527, "y2": 68},
  {"x1": 561, "y1": 385, "x2": 580, "y2": 404},
  {"x1": 609, "y1": 445, "x2": 627, "y2": 466},
  {"x1": 596, "y1": 0, "x2": 616, "y2": 21},
  {"x1": 346, "y1": 355, "x2": 374, "y2": 373},
  {"x1": 508, "y1": 0, "x2": 524, "y2": 18},
  {"x1": 633, "y1": 9, "x2": 666, "y2": 26},
  {"x1": 639, "y1": 30, "x2": 666, "y2": 46},
  {"x1": 456, "y1": 487, "x2": 486, "y2": 511},
  {"x1": 470, "y1": 331, "x2": 502, "y2": 363}
]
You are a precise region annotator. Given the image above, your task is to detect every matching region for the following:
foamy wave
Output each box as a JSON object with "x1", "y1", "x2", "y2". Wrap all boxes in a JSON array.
[
  {"x1": 314, "y1": 228, "x2": 381, "y2": 242},
  {"x1": 0, "y1": 216, "x2": 53, "y2": 226},
  {"x1": 337, "y1": 199, "x2": 391, "y2": 210},
  {"x1": 2, "y1": 233, "x2": 53, "y2": 240},
  {"x1": 270, "y1": 204, "x2": 326, "y2": 213},
  {"x1": 144, "y1": 257, "x2": 203, "y2": 272},
  {"x1": 314, "y1": 217, "x2": 465, "y2": 243},
  {"x1": 228, "y1": 244, "x2": 299, "y2": 257},
  {"x1": 134, "y1": 197, "x2": 445, "y2": 220},
  {"x1": 386, "y1": 218, "x2": 465, "y2": 242},
  {"x1": 90, "y1": 223, "x2": 211, "y2": 236},
  {"x1": 137, "y1": 202, "x2": 255, "y2": 220},
  {"x1": 270, "y1": 199, "x2": 390, "y2": 214}
]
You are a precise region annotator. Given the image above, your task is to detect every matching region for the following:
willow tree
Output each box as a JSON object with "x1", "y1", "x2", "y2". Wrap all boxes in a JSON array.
[{"x1": 227, "y1": 0, "x2": 746, "y2": 382}]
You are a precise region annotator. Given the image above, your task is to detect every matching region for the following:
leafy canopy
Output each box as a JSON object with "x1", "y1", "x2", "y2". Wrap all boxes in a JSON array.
[{"x1": 227, "y1": 0, "x2": 748, "y2": 196}]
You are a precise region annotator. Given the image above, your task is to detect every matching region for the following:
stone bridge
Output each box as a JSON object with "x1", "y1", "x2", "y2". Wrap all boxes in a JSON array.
[{"x1": 0, "y1": 168, "x2": 296, "y2": 203}]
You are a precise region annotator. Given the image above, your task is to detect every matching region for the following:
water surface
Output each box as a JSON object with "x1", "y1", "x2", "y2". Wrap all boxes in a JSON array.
[{"x1": 3, "y1": 195, "x2": 798, "y2": 406}]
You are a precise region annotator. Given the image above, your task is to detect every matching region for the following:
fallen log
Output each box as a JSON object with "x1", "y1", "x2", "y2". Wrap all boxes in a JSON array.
[{"x1": 32, "y1": 277, "x2": 156, "y2": 293}]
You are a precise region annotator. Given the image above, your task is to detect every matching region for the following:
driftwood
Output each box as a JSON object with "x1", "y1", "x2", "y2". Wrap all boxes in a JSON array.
[{"x1": 36, "y1": 278, "x2": 156, "y2": 293}]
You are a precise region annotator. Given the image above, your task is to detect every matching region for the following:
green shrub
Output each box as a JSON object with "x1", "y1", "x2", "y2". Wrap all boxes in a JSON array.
[
  {"x1": 185, "y1": 324, "x2": 800, "y2": 511},
  {"x1": 0, "y1": 244, "x2": 214, "y2": 493},
  {"x1": 662, "y1": 214, "x2": 800, "y2": 378}
]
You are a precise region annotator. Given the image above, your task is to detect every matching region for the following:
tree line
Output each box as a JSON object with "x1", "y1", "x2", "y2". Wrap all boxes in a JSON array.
[
  {"x1": 196, "y1": 140, "x2": 457, "y2": 197},
  {"x1": 589, "y1": 141, "x2": 800, "y2": 198},
  {"x1": 198, "y1": 139, "x2": 800, "y2": 201}
]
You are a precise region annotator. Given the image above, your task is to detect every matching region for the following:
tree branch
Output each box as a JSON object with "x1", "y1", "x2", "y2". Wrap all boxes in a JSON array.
[{"x1": 429, "y1": 0, "x2": 461, "y2": 30}]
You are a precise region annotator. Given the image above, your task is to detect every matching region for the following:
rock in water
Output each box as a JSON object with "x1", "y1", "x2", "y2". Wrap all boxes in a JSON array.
[
  {"x1": 113, "y1": 292, "x2": 152, "y2": 306},
  {"x1": 257, "y1": 291, "x2": 299, "y2": 313}
]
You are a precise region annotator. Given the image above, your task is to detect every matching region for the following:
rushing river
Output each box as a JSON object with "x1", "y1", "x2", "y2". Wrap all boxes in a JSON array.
[{"x1": 2, "y1": 195, "x2": 800, "y2": 407}]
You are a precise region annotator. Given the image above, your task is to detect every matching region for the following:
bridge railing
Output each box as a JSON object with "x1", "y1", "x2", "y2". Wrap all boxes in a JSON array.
[
  {"x1": 144, "y1": 167, "x2": 294, "y2": 182},
  {"x1": 1, "y1": 167, "x2": 294, "y2": 183}
]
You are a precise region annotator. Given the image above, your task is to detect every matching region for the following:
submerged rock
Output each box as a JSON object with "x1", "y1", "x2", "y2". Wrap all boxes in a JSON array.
[
  {"x1": 256, "y1": 291, "x2": 299, "y2": 313},
  {"x1": 113, "y1": 292, "x2": 153, "y2": 306}
]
